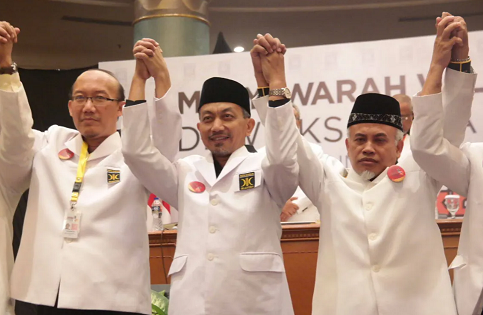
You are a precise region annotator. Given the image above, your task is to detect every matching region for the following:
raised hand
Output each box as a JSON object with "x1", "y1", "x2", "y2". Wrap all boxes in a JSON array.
[
  {"x1": 421, "y1": 15, "x2": 463, "y2": 96},
  {"x1": 430, "y1": 15, "x2": 462, "y2": 71},
  {"x1": 250, "y1": 40, "x2": 269, "y2": 87},
  {"x1": 133, "y1": 38, "x2": 159, "y2": 81},
  {"x1": 436, "y1": 12, "x2": 469, "y2": 61},
  {"x1": 0, "y1": 21, "x2": 20, "y2": 67}
]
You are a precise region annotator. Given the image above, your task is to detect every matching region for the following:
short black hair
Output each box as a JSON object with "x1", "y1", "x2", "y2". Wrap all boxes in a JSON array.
[{"x1": 69, "y1": 69, "x2": 125, "y2": 101}]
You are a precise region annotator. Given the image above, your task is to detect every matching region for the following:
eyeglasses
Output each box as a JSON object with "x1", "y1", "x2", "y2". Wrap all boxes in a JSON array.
[{"x1": 71, "y1": 95, "x2": 120, "y2": 107}]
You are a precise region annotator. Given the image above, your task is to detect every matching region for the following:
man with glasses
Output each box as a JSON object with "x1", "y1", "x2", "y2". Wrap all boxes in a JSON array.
[{"x1": 0, "y1": 22, "x2": 175, "y2": 314}]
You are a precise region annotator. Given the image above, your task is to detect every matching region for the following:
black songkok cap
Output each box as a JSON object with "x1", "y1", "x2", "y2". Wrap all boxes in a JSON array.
[
  {"x1": 198, "y1": 77, "x2": 250, "y2": 116},
  {"x1": 347, "y1": 93, "x2": 403, "y2": 131}
]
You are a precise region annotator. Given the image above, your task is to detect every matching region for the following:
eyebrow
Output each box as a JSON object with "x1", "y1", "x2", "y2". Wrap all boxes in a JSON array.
[
  {"x1": 200, "y1": 107, "x2": 237, "y2": 116},
  {"x1": 73, "y1": 89, "x2": 109, "y2": 95},
  {"x1": 374, "y1": 133, "x2": 388, "y2": 138}
]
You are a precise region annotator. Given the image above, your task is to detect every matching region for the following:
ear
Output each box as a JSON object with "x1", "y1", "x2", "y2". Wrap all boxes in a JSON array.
[
  {"x1": 345, "y1": 138, "x2": 349, "y2": 150},
  {"x1": 245, "y1": 118, "x2": 256, "y2": 136},
  {"x1": 196, "y1": 122, "x2": 201, "y2": 132},
  {"x1": 68, "y1": 100, "x2": 74, "y2": 117},
  {"x1": 117, "y1": 101, "x2": 125, "y2": 117}
]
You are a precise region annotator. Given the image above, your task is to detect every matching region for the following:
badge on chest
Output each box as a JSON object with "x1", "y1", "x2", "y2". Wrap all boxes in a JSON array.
[
  {"x1": 239, "y1": 172, "x2": 255, "y2": 190},
  {"x1": 107, "y1": 169, "x2": 121, "y2": 184}
]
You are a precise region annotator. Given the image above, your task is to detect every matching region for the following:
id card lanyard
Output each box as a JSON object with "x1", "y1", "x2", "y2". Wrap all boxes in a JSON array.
[{"x1": 63, "y1": 142, "x2": 89, "y2": 239}]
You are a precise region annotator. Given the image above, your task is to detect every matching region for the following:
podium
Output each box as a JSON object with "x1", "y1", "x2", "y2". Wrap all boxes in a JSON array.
[{"x1": 149, "y1": 219, "x2": 462, "y2": 315}]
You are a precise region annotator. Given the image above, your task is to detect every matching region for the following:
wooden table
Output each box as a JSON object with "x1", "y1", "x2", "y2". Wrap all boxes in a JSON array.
[{"x1": 149, "y1": 219, "x2": 462, "y2": 315}]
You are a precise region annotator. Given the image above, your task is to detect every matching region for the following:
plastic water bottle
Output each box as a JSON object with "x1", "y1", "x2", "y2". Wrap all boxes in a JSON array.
[{"x1": 151, "y1": 197, "x2": 163, "y2": 231}]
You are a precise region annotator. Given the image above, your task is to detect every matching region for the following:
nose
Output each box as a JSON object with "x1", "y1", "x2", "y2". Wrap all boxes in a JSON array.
[
  {"x1": 82, "y1": 98, "x2": 96, "y2": 113},
  {"x1": 362, "y1": 141, "x2": 375, "y2": 155},
  {"x1": 211, "y1": 117, "x2": 225, "y2": 132}
]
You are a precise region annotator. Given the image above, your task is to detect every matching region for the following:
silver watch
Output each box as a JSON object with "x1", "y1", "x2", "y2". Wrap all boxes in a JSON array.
[{"x1": 269, "y1": 87, "x2": 292, "y2": 99}]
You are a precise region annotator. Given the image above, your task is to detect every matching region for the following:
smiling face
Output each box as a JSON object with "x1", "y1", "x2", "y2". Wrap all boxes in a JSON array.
[
  {"x1": 197, "y1": 102, "x2": 255, "y2": 159},
  {"x1": 346, "y1": 123, "x2": 404, "y2": 178},
  {"x1": 68, "y1": 70, "x2": 124, "y2": 141}
]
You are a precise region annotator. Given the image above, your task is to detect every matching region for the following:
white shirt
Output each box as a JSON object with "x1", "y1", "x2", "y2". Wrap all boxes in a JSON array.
[
  {"x1": 1, "y1": 74, "x2": 171, "y2": 314},
  {"x1": 122, "y1": 97, "x2": 299, "y2": 315},
  {"x1": 255, "y1": 82, "x2": 470, "y2": 314}
]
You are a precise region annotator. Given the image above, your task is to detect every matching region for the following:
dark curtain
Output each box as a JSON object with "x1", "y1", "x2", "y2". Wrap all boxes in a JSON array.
[
  {"x1": 18, "y1": 66, "x2": 97, "y2": 131},
  {"x1": 12, "y1": 66, "x2": 97, "y2": 314}
]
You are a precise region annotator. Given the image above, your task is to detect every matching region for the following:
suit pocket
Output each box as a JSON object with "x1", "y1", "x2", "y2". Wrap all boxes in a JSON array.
[
  {"x1": 237, "y1": 252, "x2": 286, "y2": 314},
  {"x1": 168, "y1": 255, "x2": 188, "y2": 276},
  {"x1": 239, "y1": 252, "x2": 285, "y2": 272}
]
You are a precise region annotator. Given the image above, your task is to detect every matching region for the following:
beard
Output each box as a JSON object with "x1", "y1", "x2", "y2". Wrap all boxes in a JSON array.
[
  {"x1": 210, "y1": 146, "x2": 231, "y2": 157},
  {"x1": 360, "y1": 170, "x2": 377, "y2": 181}
]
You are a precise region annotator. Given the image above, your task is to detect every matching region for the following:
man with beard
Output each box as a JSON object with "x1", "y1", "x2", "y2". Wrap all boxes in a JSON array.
[
  {"x1": 258, "y1": 14, "x2": 473, "y2": 314},
  {"x1": 121, "y1": 38, "x2": 298, "y2": 315}
]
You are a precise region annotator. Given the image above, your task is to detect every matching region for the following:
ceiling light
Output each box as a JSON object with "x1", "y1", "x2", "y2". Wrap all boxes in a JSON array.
[{"x1": 234, "y1": 46, "x2": 244, "y2": 53}]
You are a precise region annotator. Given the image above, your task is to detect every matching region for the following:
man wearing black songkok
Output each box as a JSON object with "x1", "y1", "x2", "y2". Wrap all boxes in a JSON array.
[
  {"x1": 256, "y1": 18, "x2": 471, "y2": 314},
  {"x1": 121, "y1": 37, "x2": 297, "y2": 315}
]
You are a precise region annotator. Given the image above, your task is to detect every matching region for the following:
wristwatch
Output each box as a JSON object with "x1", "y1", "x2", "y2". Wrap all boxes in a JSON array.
[
  {"x1": 269, "y1": 87, "x2": 292, "y2": 99},
  {"x1": 0, "y1": 62, "x2": 18, "y2": 75}
]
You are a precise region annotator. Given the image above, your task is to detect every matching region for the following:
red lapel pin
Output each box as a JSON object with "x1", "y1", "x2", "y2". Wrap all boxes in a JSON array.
[
  {"x1": 58, "y1": 148, "x2": 74, "y2": 160},
  {"x1": 188, "y1": 181, "x2": 206, "y2": 193},
  {"x1": 388, "y1": 165, "x2": 405, "y2": 182}
]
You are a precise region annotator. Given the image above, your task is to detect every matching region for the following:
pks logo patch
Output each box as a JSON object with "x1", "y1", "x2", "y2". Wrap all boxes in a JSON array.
[
  {"x1": 107, "y1": 169, "x2": 121, "y2": 183},
  {"x1": 239, "y1": 172, "x2": 255, "y2": 190}
]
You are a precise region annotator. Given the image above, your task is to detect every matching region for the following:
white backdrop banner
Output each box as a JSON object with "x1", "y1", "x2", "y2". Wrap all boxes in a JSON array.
[{"x1": 100, "y1": 31, "x2": 483, "y2": 166}]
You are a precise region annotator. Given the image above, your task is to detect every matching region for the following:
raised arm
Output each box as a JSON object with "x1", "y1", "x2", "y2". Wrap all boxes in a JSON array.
[
  {"x1": 251, "y1": 36, "x2": 326, "y2": 208},
  {"x1": 0, "y1": 22, "x2": 35, "y2": 196},
  {"x1": 441, "y1": 14, "x2": 475, "y2": 146},
  {"x1": 253, "y1": 34, "x2": 299, "y2": 206},
  {"x1": 122, "y1": 40, "x2": 180, "y2": 207},
  {"x1": 411, "y1": 15, "x2": 477, "y2": 196}
]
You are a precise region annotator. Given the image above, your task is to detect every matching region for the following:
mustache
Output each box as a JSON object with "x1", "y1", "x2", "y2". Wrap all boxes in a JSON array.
[
  {"x1": 208, "y1": 132, "x2": 230, "y2": 140},
  {"x1": 80, "y1": 116, "x2": 100, "y2": 122}
]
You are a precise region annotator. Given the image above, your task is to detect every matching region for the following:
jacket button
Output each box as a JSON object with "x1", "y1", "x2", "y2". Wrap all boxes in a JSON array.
[
  {"x1": 364, "y1": 202, "x2": 373, "y2": 211},
  {"x1": 207, "y1": 253, "x2": 215, "y2": 261},
  {"x1": 368, "y1": 233, "x2": 377, "y2": 241},
  {"x1": 210, "y1": 199, "x2": 219, "y2": 206},
  {"x1": 209, "y1": 226, "x2": 217, "y2": 234},
  {"x1": 372, "y1": 265, "x2": 380, "y2": 272}
]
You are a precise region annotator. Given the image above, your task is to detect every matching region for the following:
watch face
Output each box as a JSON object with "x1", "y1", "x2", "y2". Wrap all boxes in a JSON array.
[{"x1": 284, "y1": 88, "x2": 292, "y2": 99}]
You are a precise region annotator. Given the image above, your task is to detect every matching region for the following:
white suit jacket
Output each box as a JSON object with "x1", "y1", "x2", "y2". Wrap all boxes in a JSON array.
[
  {"x1": 0, "y1": 73, "x2": 35, "y2": 315},
  {"x1": 258, "y1": 70, "x2": 474, "y2": 315},
  {"x1": 122, "y1": 96, "x2": 299, "y2": 315},
  {"x1": 1, "y1": 75, "x2": 181, "y2": 314},
  {"x1": 411, "y1": 69, "x2": 480, "y2": 315}
]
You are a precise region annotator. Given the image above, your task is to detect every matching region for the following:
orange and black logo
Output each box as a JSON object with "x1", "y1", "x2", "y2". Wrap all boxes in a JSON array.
[
  {"x1": 239, "y1": 172, "x2": 255, "y2": 190},
  {"x1": 107, "y1": 169, "x2": 120, "y2": 184}
]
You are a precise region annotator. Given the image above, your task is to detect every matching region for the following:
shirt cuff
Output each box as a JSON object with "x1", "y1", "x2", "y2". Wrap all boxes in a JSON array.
[
  {"x1": 125, "y1": 99, "x2": 146, "y2": 107},
  {"x1": 257, "y1": 87, "x2": 270, "y2": 98},
  {"x1": 0, "y1": 73, "x2": 22, "y2": 92},
  {"x1": 269, "y1": 99, "x2": 290, "y2": 108}
]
